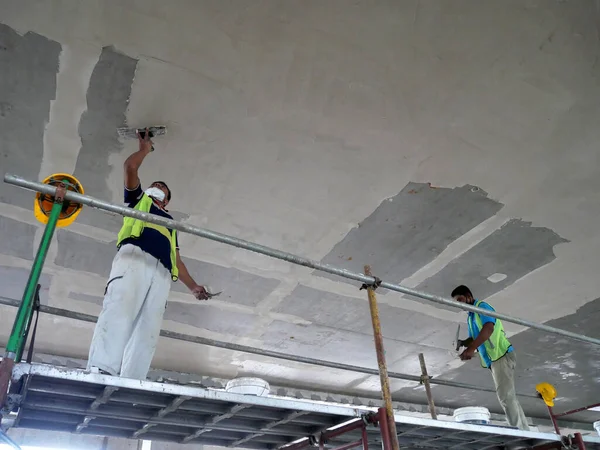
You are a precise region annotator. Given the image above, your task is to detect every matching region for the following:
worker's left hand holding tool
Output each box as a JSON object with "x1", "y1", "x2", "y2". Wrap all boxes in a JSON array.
[
  {"x1": 459, "y1": 346, "x2": 476, "y2": 361},
  {"x1": 456, "y1": 335, "x2": 475, "y2": 361},
  {"x1": 192, "y1": 285, "x2": 210, "y2": 300}
]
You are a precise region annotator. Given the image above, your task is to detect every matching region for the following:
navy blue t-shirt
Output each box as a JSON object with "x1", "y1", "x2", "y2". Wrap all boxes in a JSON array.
[{"x1": 120, "y1": 184, "x2": 179, "y2": 272}]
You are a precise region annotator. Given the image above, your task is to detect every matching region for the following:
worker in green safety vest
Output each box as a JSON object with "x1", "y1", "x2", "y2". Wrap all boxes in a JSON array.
[
  {"x1": 451, "y1": 285, "x2": 530, "y2": 431},
  {"x1": 87, "y1": 130, "x2": 211, "y2": 380}
]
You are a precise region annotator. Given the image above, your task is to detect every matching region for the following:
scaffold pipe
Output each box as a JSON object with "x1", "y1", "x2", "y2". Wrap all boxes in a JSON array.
[
  {"x1": 0, "y1": 296, "x2": 539, "y2": 397},
  {"x1": 4, "y1": 173, "x2": 600, "y2": 347}
]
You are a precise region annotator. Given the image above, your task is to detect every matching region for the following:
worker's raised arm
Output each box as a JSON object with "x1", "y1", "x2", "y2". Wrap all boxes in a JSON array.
[{"x1": 124, "y1": 129, "x2": 153, "y2": 190}]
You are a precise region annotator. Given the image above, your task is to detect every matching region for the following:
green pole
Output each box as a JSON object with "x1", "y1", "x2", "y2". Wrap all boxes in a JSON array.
[{"x1": 5, "y1": 200, "x2": 62, "y2": 361}]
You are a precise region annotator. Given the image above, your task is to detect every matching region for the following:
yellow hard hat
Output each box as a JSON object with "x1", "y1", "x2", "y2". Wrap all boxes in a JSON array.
[
  {"x1": 34, "y1": 173, "x2": 84, "y2": 228},
  {"x1": 536, "y1": 382, "x2": 557, "y2": 407}
]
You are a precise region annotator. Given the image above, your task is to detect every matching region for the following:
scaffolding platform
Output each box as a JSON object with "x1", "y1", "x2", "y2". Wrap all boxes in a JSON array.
[{"x1": 2, "y1": 364, "x2": 598, "y2": 450}]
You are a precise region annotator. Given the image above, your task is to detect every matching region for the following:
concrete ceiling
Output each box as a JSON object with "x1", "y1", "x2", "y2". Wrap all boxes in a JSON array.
[{"x1": 1, "y1": 0, "x2": 600, "y2": 427}]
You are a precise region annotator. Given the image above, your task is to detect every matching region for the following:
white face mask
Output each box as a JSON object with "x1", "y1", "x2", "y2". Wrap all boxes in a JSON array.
[{"x1": 144, "y1": 187, "x2": 166, "y2": 202}]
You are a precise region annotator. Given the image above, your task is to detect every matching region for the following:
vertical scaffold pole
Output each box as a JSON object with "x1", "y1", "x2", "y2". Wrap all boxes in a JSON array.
[
  {"x1": 0, "y1": 185, "x2": 65, "y2": 414},
  {"x1": 573, "y1": 433, "x2": 586, "y2": 450},
  {"x1": 418, "y1": 353, "x2": 437, "y2": 420},
  {"x1": 364, "y1": 266, "x2": 399, "y2": 450}
]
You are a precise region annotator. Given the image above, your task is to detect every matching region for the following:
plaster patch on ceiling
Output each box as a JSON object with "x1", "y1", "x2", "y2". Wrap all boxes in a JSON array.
[
  {"x1": 164, "y1": 301, "x2": 259, "y2": 336},
  {"x1": 274, "y1": 284, "x2": 454, "y2": 345},
  {"x1": 317, "y1": 182, "x2": 503, "y2": 284},
  {"x1": 54, "y1": 230, "x2": 117, "y2": 278},
  {"x1": 416, "y1": 219, "x2": 568, "y2": 310},
  {"x1": 171, "y1": 257, "x2": 280, "y2": 307},
  {"x1": 72, "y1": 46, "x2": 138, "y2": 233},
  {"x1": 0, "y1": 216, "x2": 37, "y2": 260},
  {"x1": 0, "y1": 266, "x2": 52, "y2": 306},
  {"x1": 487, "y1": 273, "x2": 507, "y2": 283},
  {"x1": 68, "y1": 292, "x2": 103, "y2": 306},
  {"x1": 261, "y1": 319, "x2": 440, "y2": 372},
  {"x1": 0, "y1": 24, "x2": 61, "y2": 209}
]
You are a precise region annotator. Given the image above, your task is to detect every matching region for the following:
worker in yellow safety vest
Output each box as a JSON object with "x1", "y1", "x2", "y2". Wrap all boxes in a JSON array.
[
  {"x1": 87, "y1": 130, "x2": 211, "y2": 380},
  {"x1": 451, "y1": 285, "x2": 530, "y2": 431}
]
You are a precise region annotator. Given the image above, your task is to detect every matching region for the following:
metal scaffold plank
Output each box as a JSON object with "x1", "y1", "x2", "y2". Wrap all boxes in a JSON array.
[
  {"x1": 182, "y1": 404, "x2": 251, "y2": 443},
  {"x1": 229, "y1": 411, "x2": 309, "y2": 447},
  {"x1": 132, "y1": 395, "x2": 191, "y2": 438},
  {"x1": 75, "y1": 385, "x2": 119, "y2": 433},
  {"x1": 6, "y1": 364, "x2": 600, "y2": 450}
]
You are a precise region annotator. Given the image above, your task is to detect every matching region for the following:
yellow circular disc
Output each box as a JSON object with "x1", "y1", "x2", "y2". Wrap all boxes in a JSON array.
[{"x1": 34, "y1": 173, "x2": 84, "y2": 228}]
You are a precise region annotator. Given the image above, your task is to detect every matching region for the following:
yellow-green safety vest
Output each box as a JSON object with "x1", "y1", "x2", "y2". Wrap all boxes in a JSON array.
[
  {"x1": 468, "y1": 300, "x2": 512, "y2": 368},
  {"x1": 116, "y1": 193, "x2": 179, "y2": 281}
]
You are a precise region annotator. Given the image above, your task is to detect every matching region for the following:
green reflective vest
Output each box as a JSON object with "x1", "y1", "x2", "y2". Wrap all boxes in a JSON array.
[
  {"x1": 116, "y1": 194, "x2": 179, "y2": 281},
  {"x1": 468, "y1": 300, "x2": 512, "y2": 368}
]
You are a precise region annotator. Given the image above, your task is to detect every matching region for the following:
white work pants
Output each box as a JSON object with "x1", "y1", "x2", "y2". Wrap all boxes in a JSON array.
[
  {"x1": 87, "y1": 244, "x2": 171, "y2": 379},
  {"x1": 490, "y1": 352, "x2": 530, "y2": 430}
]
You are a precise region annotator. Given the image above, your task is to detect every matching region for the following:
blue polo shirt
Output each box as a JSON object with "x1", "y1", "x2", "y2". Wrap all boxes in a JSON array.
[
  {"x1": 467, "y1": 301, "x2": 513, "y2": 368},
  {"x1": 119, "y1": 184, "x2": 179, "y2": 272}
]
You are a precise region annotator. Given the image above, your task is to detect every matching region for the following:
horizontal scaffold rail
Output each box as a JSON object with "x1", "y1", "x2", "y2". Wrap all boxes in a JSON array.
[
  {"x1": 0, "y1": 295, "x2": 539, "y2": 398},
  {"x1": 4, "y1": 173, "x2": 600, "y2": 348}
]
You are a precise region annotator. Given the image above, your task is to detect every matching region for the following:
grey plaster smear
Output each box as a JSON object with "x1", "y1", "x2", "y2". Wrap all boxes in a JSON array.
[
  {"x1": 395, "y1": 298, "x2": 600, "y2": 424},
  {"x1": 262, "y1": 320, "x2": 409, "y2": 369},
  {"x1": 274, "y1": 284, "x2": 454, "y2": 347},
  {"x1": 68, "y1": 292, "x2": 103, "y2": 306},
  {"x1": 73, "y1": 46, "x2": 137, "y2": 232},
  {"x1": 57, "y1": 230, "x2": 279, "y2": 306},
  {"x1": 416, "y1": 219, "x2": 568, "y2": 311},
  {"x1": 0, "y1": 216, "x2": 37, "y2": 260},
  {"x1": 54, "y1": 230, "x2": 117, "y2": 278},
  {"x1": 0, "y1": 266, "x2": 52, "y2": 305},
  {"x1": 164, "y1": 302, "x2": 258, "y2": 336},
  {"x1": 0, "y1": 24, "x2": 61, "y2": 209},
  {"x1": 317, "y1": 183, "x2": 503, "y2": 285},
  {"x1": 171, "y1": 256, "x2": 280, "y2": 307}
]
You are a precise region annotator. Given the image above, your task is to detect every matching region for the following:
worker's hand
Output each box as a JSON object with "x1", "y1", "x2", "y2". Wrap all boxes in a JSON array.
[
  {"x1": 459, "y1": 346, "x2": 476, "y2": 361},
  {"x1": 457, "y1": 337, "x2": 473, "y2": 349},
  {"x1": 191, "y1": 284, "x2": 210, "y2": 301},
  {"x1": 137, "y1": 128, "x2": 154, "y2": 153},
  {"x1": 459, "y1": 347, "x2": 475, "y2": 360}
]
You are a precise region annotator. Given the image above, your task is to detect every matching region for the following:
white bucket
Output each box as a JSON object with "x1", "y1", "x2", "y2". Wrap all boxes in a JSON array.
[
  {"x1": 225, "y1": 377, "x2": 270, "y2": 397},
  {"x1": 453, "y1": 407, "x2": 491, "y2": 425},
  {"x1": 593, "y1": 420, "x2": 600, "y2": 437}
]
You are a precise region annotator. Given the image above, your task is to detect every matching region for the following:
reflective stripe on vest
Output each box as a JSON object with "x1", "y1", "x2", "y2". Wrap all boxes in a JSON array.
[
  {"x1": 468, "y1": 300, "x2": 512, "y2": 368},
  {"x1": 116, "y1": 194, "x2": 179, "y2": 281}
]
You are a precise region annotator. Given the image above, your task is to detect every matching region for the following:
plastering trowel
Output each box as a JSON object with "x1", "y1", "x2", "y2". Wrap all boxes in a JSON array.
[
  {"x1": 117, "y1": 126, "x2": 167, "y2": 140},
  {"x1": 453, "y1": 323, "x2": 474, "y2": 352},
  {"x1": 454, "y1": 323, "x2": 461, "y2": 351}
]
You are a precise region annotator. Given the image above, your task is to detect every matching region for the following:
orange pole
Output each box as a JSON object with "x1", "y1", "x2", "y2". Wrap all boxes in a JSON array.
[{"x1": 365, "y1": 266, "x2": 399, "y2": 450}]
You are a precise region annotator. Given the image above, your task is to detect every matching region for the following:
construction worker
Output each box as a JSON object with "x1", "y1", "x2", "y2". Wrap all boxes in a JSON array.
[
  {"x1": 451, "y1": 285, "x2": 530, "y2": 431},
  {"x1": 87, "y1": 130, "x2": 210, "y2": 379}
]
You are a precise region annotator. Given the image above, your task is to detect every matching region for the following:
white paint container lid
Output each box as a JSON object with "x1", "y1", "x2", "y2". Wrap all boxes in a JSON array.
[
  {"x1": 453, "y1": 406, "x2": 491, "y2": 424},
  {"x1": 593, "y1": 420, "x2": 600, "y2": 437},
  {"x1": 225, "y1": 377, "x2": 270, "y2": 397}
]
